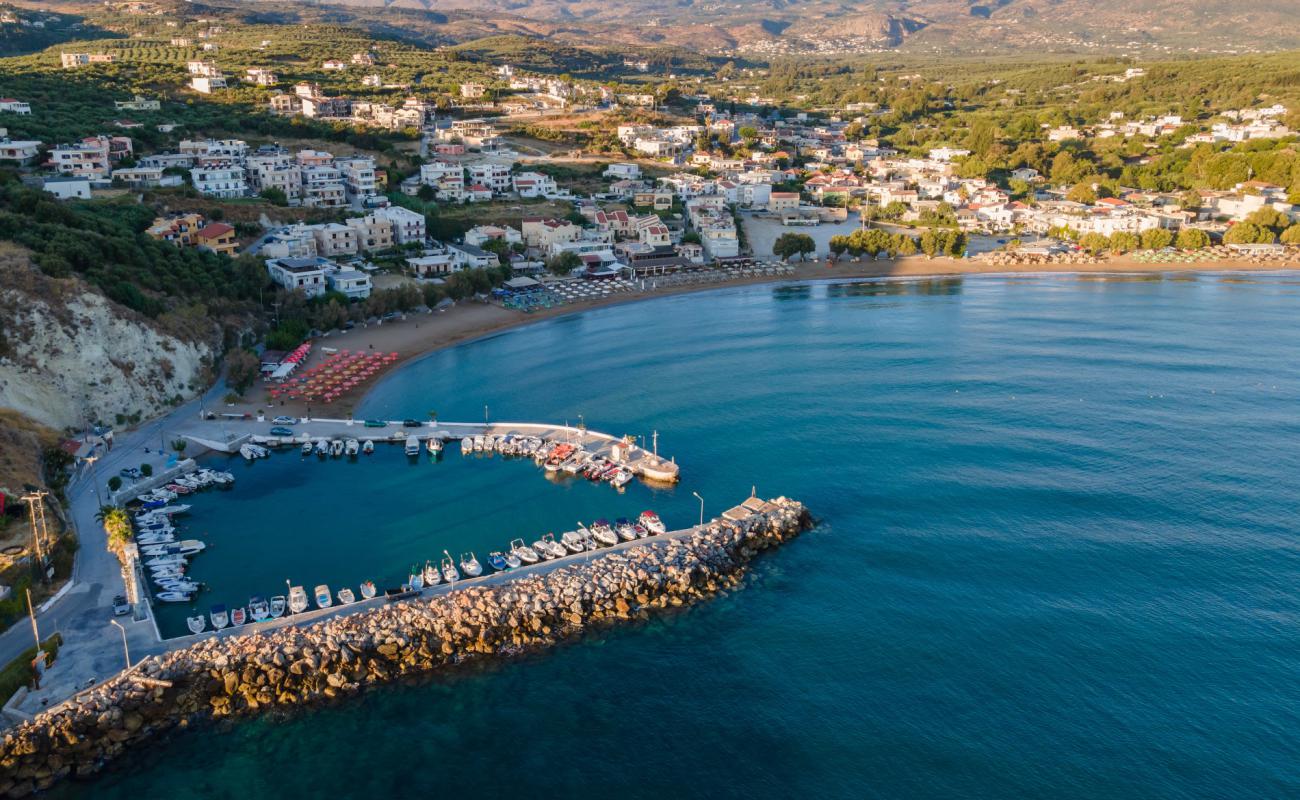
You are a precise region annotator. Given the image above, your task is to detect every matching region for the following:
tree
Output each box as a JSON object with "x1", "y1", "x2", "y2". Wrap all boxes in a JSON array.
[
  {"x1": 1223, "y1": 222, "x2": 1274, "y2": 245},
  {"x1": 1078, "y1": 233, "x2": 1111, "y2": 253},
  {"x1": 1176, "y1": 228, "x2": 1212, "y2": 249},
  {"x1": 1108, "y1": 231, "x2": 1140, "y2": 253},
  {"x1": 738, "y1": 125, "x2": 758, "y2": 143},
  {"x1": 1140, "y1": 228, "x2": 1174, "y2": 250},
  {"x1": 1245, "y1": 207, "x2": 1290, "y2": 235},
  {"x1": 892, "y1": 233, "x2": 918, "y2": 256},
  {"x1": 1180, "y1": 190, "x2": 1203, "y2": 212},
  {"x1": 140, "y1": 463, "x2": 153, "y2": 478},
  {"x1": 172, "y1": 439, "x2": 187, "y2": 455},
  {"x1": 773, "y1": 232, "x2": 815, "y2": 262},
  {"x1": 226, "y1": 349, "x2": 261, "y2": 395},
  {"x1": 259, "y1": 187, "x2": 288, "y2": 206},
  {"x1": 95, "y1": 505, "x2": 131, "y2": 553},
  {"x1": 828, "y1": 235, "x2": 850, "y2": 261},
  {"x1": 1280, "y1": 225, "x2": 1300, "y2": 246},
  {"x1": 546, "y1": 251, "x2": 582, "y2": 276},
  {"x1": 107, "y1": 476, "x2": 122, "y2": 492},
  {"x1": 1067, "y1": 183, "x2": 1097, "y2": 204},
  {"x1": 417, "y1": 184, "x2": 436, "y2": 202}
]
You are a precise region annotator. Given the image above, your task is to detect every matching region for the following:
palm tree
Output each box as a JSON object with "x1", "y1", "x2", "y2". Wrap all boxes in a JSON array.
[{"x1": 96, "y1": 505, "x2": 132, "y2": 553}]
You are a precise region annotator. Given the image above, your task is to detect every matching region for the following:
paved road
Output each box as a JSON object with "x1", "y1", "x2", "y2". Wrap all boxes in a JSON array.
[{"x1": 0, "y1": 380, "x2": 230, "y2": 718}]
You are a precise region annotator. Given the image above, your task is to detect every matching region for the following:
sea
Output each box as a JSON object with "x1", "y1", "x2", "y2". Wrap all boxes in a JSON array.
[{"x1": 64, "y1": 272, "x2": 1300, "y2": 798}]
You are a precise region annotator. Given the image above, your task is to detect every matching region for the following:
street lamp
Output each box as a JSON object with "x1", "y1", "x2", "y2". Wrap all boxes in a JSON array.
[
  {"x1": 692, "y1": 491, "x2": 704, "y2": 527},
  {"x1": 108, "y1": 619, "x2": 130, "y2": 670},
  {"x1": 84, "y1": 454, "x2": 103, "y2": 507}
]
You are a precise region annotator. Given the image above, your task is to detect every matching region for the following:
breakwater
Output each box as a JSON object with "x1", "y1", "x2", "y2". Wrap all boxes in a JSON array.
[{"x1": 0, "y1": 497, "x2": 809, "y2": 797}]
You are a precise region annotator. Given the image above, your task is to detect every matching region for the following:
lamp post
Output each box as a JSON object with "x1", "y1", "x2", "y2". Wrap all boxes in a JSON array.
[
  {"x1": 692, "y1": 491, "x2": 704, "y2": 527},
  {"x1": 85, "y1": 454, "x2": 103, "y2": 507},
  {"x1": 109, "y1": 619, "x2": 130, "y2": 670}
]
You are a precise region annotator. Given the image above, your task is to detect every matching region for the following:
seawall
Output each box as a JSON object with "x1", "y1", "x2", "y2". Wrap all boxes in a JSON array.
[{"x1": 0, "y1": 497, "x2": 811, "y2": 796}]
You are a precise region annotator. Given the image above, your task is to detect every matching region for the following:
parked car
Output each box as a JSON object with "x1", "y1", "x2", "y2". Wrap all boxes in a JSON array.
[
  {"x1": 272, "y1": 415, "x2": 296, "y2": 424},
  {"x1": 402, "y1": 419, "x2": 423, "y2": 428},
  {"x1": 269, "y1": 426, "x2": 294, "y2": 436},
  {"x1": 118, "y1": 467, "x2": 142, "y2": 480},
  {"x1": 364, "y1": 419, "x2": 388, "y2": 428},
  {"x1": 112, "y1": 595, "x2": 131, "y2": 616}
]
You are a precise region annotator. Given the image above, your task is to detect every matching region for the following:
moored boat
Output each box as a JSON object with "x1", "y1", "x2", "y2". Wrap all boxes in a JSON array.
[
  {"x1": 329, "y1": 439, "x2": 344, "y2": 458},
  {"x1": 313, "y1": 584, "x2": 333, "y2": 608},
  {"x1": 615, "y1": 518, "x2": 638, "y2": 541},
  {"x1": 362, "y1": 439, "x2": 375, "y2": 455},
  {"x1": 337, "y1": 587, "x2": 356, "y2": 604},
  {"x1": 230, "y1": 606, "x2": 247, "y2": 626},
  {"x1": 405, "y1": 435, "x2": 420, "y2": 456},
  {"x1": 186, "y1": 615, "x2": 206, "y2": 634},
  {"x1": 460, "y1": 437, "x2": 473, "y2": 455},
  {"x1": 155, "y1": 591, "x2": 193, "y2": 603},
  {"x1": 422, "y1": 561, "x2": 440, "y2": 587},
  {"x1": 460, "y1": 552, "x2": 483, "y2": 577},
  {"x1": 488, "y1": 551, "x2": 509, "y2": 572},
  {"x1": 314, "y1": 439, "x2": 329, "y2": 457},
  {"x1": 288, "y1": 585, "x2": 309, "y2": 613},
  {"x1": 301, "y1": 440, "x2": 313, "y2": 456},
  {"x1": 591, "y1": 519, "x2": 619, "y2": 547},
  {"x1": 360, "y1": 580, "x2": 377, "y2": 599},
  {"x1": 249, "y1": 596, "x2": 271, "y2": 622},
  {"x1": 441, "y1": 552, "x2": 459, "y2": 583},
  {"x1": 410, "y1": 567, "x2": 426, "y2": 589},
  {"x1": 345, "y1": 438, "x2": 360, "y2": 457},
  {"x1": 269, "y1": 596, "x2": 286, "y2": 618},
  {"x1": 639, "y1": 511, "x2": 667, "y2": 535},
  {"x1": 504, "y1": 550, "x2": 522, "y2": 569},
  {"x1": 540, "y1": 533, "x2": 566, "y2": 559},
  {"x1": 511, "y1": 538, "x2": 539, "y2": 565},
  {"x1": 210, "y1": 604, "x2": 229, "y2": 629},
  {"x1": 561, "y1": 531, "x2": 586, "y2": 553}
]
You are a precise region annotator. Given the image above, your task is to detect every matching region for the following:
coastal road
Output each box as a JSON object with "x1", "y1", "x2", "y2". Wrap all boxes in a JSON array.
[{"x1": 0, "y1": 380, "x2": 230, "y2": 719}]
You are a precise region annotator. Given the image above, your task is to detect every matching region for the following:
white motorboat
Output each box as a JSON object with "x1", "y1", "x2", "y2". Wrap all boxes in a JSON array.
[
  {"x1": 230, "y1": 607, "x2": 247, "y2": 626},
  {"x1": 488, "y1": 552, "x2": 510, "y2": 571},
  {"x1": 503, "y1": 550, "x2": 522, "y2": 569},
  {"x1": 441, "y1": 554, "x2": 459, "y2": 583},
  {"x1": 314, "y1": 438, "x2": 329, "y2": 457},
  {"x1": 362, "y1": 439, "x2": 375, "y2": 455},
  {"x1": 146, "y1": 555, "x2": 186, "y2": 568},
  {"x1": 541, "y1": 533, "x2": 567, "y2": 559},
  {"x1": 409, "y1": 568, "x2": 426, "y2": 590},
  {"x1": 337, "y1": 587, "x2": 356, "y2": 604},
  {"x1": 591, "y1": 519, "x2": 619, "y2": 547},
  {"x1": 611, "y1": 469, "x2": 633, "y2": 489},
  {"x1": 313, "y1": 584, "x2": 333, "y2": 608},
  {"x1": 269, "y1": 596, "x2": 287, "y2": 618},
  {"x1": 288, "y1": 585, "x2": 309, "y2": 613},
  {"x1": 186, "y1": 615, "x2": 206, "y2": 634},
  {"x1": 345, "y1": 438, "x2": 360, "y2": 456},
  {"x1": 155, "y1": 591, "x2": 192, "y2": 603},
  {"x1": 460, "y1": 552, "x2": 483, "y2": 577},
  {"x1": 560, "y1": 531, "x2": 586, "y2": 553},
  {"x1": 360, "y1": 581, "x2": 377, "y2": 599},
  {"x1": 210, "y1": 604, "x2": 229, "y2": 629},
  {"x1": 511, "y1": 538, "x2": 539, "y2": 565},
  {"x1": 473, "y1": 435, "x2": 485, "y2": 452},
  {"x1": 405, "y1": 436, "x2": 420, "y2": 456},
  {"x1": 329, "y1": 439, "x2": 344, "y2": 458},
  {"x1": 156, "y1": 580, "x2": 200, "y2": 594},
  {"x1": 639, "y1": 511, "x2": 667, "y2": 535},
  {"x1": 532, "y1": 537, "x2": 554, "y2": 560},
  {"x1": 301, "y1": 440, "x2": 313, "y2": 456},
  {"x1": 460, "y1": 437, "x2": 474, "y2": 455},
  {"x1": 615, "y1": 519, "x2": 638, "y2": 541},
  {"x1": 422, "y1": 562, "x2": 440, "y2": 587},
  {"x1": 248, "y1": 596, "x2": 271, "y2": 622}
]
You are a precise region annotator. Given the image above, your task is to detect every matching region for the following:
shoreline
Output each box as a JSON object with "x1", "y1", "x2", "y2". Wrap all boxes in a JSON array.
[{"x1": 228, "y1": 255, "x2": 1299, "y2": 418}]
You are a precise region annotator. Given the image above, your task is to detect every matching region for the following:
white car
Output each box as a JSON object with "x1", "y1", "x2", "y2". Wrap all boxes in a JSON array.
[{"x1": 272, "y1": 416, "x2": 297, "y2": 424}]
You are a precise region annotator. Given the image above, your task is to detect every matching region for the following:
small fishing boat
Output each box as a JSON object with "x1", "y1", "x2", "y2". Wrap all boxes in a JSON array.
[
  {"x1": 230, "y1": 607, "x2": 247, "y2": 626},
  {"x1": 441, "y1": 554, "x2": 459, "y2": 583},
  {"x1": 405, "y1": 435, "x2": 420, "y2": 456},
  {"x1": 511, "y1": 538, "x2": 539, "y2": 565},
  {"x1": 488, "y1": 551, "x2": 509, "y2": 572},
  {"x1": 345, "y1": 438, "x2": 360, "y2": 457},
  {"x1": 540, "y1": 533, "x2": 566, "y2": 559},
  {"x1": 186, "y1": 615, "x2": 206, "y2": 634},
  {"x1": 561, "y1": 531, "x2": 586, "y2": 553},
  {"x1": 633, "y1": 523, "x2": 649, "y2": 538},
  {"x1": 248, "y1": 596, "x2": 271, "y2": 622},
  {"x1": 422, "y1": 561, "x2": 440, "y2": 587},
  {"x1": 362, "y1": 439, "x2": 375, "y2": 455},
  {"x1": 639, "y1": 511, "x2": 667, "y2": 535},
  {"x1": 360, "y1": 580, "x2": 377, "y2": 599},
  {"x1": 210, "y1": 604, "x2": 229, "y2": 629},
  {"x1": 460, "y1": 552, "x2": 483, "y2": 577},
  {"x1": 532, "y1": 536, "x2": 554, "y2": 560},
  {"x1": 410, "y1": 567, "x2": 426, "y2": 590},
  {"x1": 429, "y1": 437, "x2": 443, "y2": 455},
  {"x1": 337, "y1": 587, "x2": 356, "y2": 605},
  {"x1": 269, "y1": 596, "x2": 287, "y2": 618},
  {"x1": 460, "y1": 437, "x2": 474, "y2": 455},
  {"x1": 314, "y1": 439, "x2": 329, "y2": 457},
  {"x1": 591, "y1": 519, "x2": 619, "y2": 547},
  {"x1": 157, "y1": 580, "x2": 200, "y2": 594},
  {"x1": 504, "y1": 550, "x2": 522, "y2": 569},
  {"x1": 146, "y1": 555, "x2": 186, "y2": 568},
  {"x1": 301, "y1": 440, "x2": 313, "y2": 456},
  {"x1": 155, "y1": 591, "x2": 193, "y2": 603},
  {"x1": 329, "y1": 440, "x2": 344, "y2": 458},
  {"x1": 288, "y1": 585, "x2": 309, "y2": 613},
  {"x1": 615, "y1": 518, "x2": 638, "y2": 541},
  {"x1": 239, "y1": 443, "x2": 260, "y2": 462},
  {"x1": 473, "y1": 435, "x2": 485, "y2": 452},
  {"x1": 611, "y1": 469, "x2": 633, "y2": 489},
  {"x1": 313, "y1": 584, "x2": 333, "y2": 608}
]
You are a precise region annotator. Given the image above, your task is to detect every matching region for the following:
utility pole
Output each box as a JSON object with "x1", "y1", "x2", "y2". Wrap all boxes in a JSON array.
[
  {"x1": 21, "y1": 491, "x2": 50, "y2": 583},
  {"x1": 25, "y1": 588, "x2": 39, "y2": 650}
]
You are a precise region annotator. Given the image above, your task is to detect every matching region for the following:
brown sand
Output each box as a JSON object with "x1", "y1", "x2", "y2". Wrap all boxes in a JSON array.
[{"x1": 231, "y1": 254, "x2": 1299, "y2": 417}]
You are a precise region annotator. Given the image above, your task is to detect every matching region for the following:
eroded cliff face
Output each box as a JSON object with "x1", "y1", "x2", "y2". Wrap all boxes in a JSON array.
[{"x1": 0, "y1": 247, "x2": 217, "y2": 431}]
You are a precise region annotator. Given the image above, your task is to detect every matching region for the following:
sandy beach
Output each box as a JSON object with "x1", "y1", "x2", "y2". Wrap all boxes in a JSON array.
[{"x1": 230, "y1": 253, "x2": 1300, "y2": 418}]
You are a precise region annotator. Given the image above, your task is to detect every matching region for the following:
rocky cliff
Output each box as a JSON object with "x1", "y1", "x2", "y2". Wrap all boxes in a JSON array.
[{"x1": 0, "y1": 245, "x2": 217, "y2": 432}]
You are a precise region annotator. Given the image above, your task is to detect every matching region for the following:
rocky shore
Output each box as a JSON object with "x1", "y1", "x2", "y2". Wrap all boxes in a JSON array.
[{"x1": 0, "y1": 497, "x2": 810, "y2": 797}]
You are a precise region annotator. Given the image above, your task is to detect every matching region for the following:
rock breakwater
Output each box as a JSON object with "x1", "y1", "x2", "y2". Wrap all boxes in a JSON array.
[{"x1": 0, "y1": 498, "x2": 810, "y2": 797}]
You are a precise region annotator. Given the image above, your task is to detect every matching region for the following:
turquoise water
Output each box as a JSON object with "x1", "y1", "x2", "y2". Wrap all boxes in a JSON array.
[{"x1": 69, "y1": 274, "x2": 1300, "y2": 798}]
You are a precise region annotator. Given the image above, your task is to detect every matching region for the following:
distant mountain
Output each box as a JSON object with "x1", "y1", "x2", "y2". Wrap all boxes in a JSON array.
[{"x1": 268, "y1": 0, "x2": 1300, "y2": 55}]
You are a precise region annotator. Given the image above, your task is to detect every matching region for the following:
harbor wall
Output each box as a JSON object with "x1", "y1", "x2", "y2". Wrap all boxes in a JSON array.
[{"x1": 0, "y1": 498, "x2": 811, "y2": 797}]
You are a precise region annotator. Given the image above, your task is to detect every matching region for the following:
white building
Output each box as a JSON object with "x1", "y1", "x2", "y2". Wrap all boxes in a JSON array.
[
  {"x1": 0, "y1": 99, "x2": 31, "y2": 115},
  {"x1": 190, "y1": 163, "x2": 248, "y2": 198},
  {"x1": 266, "y1": 257, "x2": 328, "y2": 298},
  {"x1": 512, "y1": 171, "x2": 558, "y2": 198},
  {"x1": 43, "y1": 177, "x2": 92, "y2": 199},
  {"x1": 468, "y1": 162, "x2": 511, "y2": 194},
  {"x1": 373, "y1": 205, "x2": 427, "y2": 244},
  {"x1": 325, "y1": 268, "x2": 372, "y2": 300}
]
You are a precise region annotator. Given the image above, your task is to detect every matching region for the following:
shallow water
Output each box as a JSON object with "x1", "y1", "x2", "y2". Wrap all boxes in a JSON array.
[{"x1": 69, "y1": 273, "x2": 1300, "y2": 798}]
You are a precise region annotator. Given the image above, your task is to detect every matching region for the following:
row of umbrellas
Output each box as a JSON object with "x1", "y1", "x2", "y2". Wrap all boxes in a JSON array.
[{"x1": 267, "y1": 349, "x2": 400, "y2": 403}]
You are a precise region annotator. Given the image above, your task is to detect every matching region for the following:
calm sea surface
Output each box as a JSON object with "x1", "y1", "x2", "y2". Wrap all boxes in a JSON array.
[{"x1": 67, "y1": 273, "x2": 1300, "y2": 798}]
